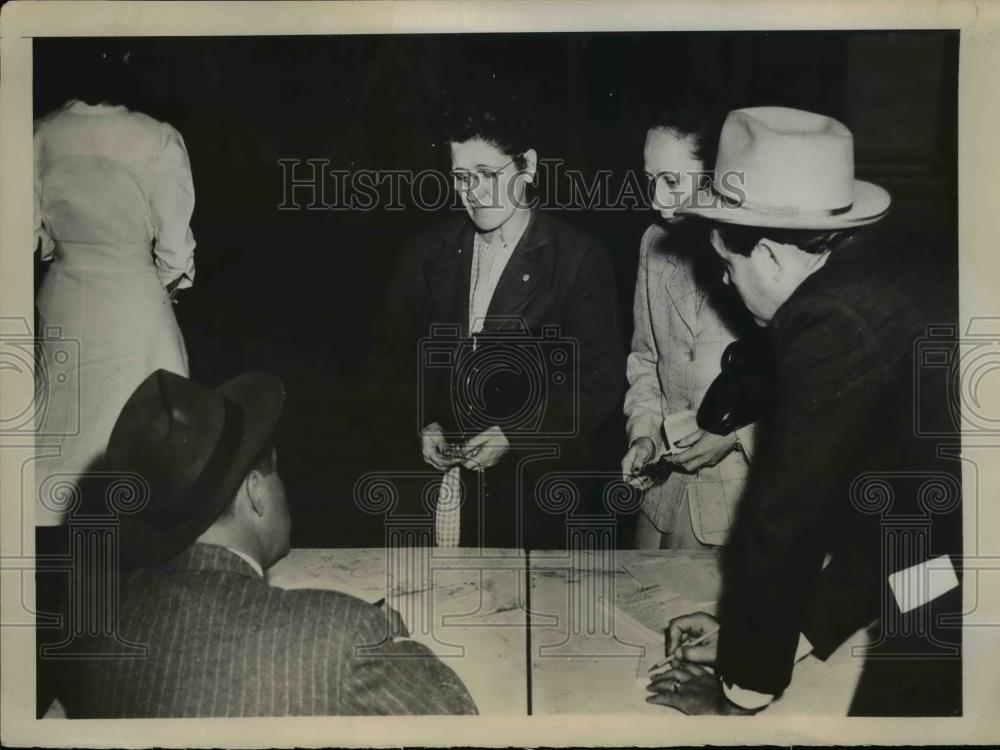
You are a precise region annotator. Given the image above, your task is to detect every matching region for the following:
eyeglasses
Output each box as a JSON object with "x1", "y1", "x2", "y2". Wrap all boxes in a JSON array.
[{"x1": 450, "y1": 153, "x2": 523, "y2": 192}]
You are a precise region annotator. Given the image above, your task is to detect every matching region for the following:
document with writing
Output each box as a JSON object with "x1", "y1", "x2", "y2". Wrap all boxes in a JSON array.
[{"x1": 601, "y1": 568, "x2": 716, "y2": 678}]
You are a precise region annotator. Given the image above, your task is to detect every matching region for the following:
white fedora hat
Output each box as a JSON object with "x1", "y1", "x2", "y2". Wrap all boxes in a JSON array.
[{"x1": 680, "y1": 106, "x2": 891, "y2": 229}]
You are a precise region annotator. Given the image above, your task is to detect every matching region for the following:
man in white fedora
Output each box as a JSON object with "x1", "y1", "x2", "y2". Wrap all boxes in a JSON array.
[{"x1": 645, "y1": 107, "x2": 961, "y2": 716}]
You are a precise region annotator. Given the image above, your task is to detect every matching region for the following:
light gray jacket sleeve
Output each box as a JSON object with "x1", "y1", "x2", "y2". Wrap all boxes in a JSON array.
[{"x1": 624, "y1": 226, "x2": 666, "y2": 455}]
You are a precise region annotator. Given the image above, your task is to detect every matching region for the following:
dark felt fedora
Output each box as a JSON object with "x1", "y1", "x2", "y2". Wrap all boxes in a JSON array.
[{"x1": 105, "y1": 369, "x2": 284, "y2": 568}]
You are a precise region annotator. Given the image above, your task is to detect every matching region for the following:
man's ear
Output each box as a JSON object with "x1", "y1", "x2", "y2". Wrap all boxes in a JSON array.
[
  {"x1": 753, "y1": 239, "x2": 785, "y2": 281},
  {"x1": 709, "y1": 228, "x2": 727, "y2": 257},
  {"x1": 522, "y1": 148, "x2": 538, "y2": 182},
  {"x1": 244, "y1": 470, "x2": 266, "y2": 517}
]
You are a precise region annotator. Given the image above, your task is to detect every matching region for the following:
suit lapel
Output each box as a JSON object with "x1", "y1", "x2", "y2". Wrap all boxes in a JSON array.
[
  {"x1": 484, "y1": 211, "x2": 552, "y2": 332},
  {"x1": 424, "y1": 217, "x2": 475, "y2": 335},
  {"x1": 654, "y1": 236, "x2": 697, "y2": 341}
]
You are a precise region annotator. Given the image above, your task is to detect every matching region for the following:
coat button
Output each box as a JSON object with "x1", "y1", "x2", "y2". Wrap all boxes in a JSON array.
[
  {"x1": 687, "y1": 349, "x2": 696, "y2": 362},
  {"x1": 522, "y1": 273, "x2": 530, "y2": 282}
]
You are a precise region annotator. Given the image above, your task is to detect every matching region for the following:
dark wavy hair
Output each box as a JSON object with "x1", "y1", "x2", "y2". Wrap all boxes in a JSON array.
[{"x1": 641, "y1": 92, "x2": 730, "y2": 169}]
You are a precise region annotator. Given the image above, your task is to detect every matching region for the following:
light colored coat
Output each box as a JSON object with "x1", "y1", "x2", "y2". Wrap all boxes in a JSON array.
[
  {"x1": 624, "y1": 224, "x2": 756, "y2": 545},
  {"x1": 34, "y1": 100, "x2": 195, "y2": 524}
]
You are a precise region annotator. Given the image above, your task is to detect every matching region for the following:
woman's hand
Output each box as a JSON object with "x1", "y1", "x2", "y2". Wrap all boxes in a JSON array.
[
  {"x1": 665, "y1": 429, "x2": 737, "y2": 473},
  {"x1": 420, "y1": 423, "x2": 461, "y2": 471},
  {"x1": 622, "y1": 437, "x2": 656, "y2": 490},
  {"x1": 460, "y1": 426, "x2": 510, "y2": 471}
]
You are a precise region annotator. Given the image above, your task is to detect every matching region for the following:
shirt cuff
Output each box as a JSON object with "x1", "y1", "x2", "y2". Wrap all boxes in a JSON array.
[
  {"x1": 722, "y1": 680, "x2": 774, "y2": 711},
  {"x1": 722, "y1": 633, "x2": 814, "y2": 710}
]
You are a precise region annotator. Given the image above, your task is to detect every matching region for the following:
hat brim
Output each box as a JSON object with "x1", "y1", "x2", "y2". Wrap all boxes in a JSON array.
[
  {"x1": 118, "y1": 372, "x2": 285, "y2": 568},
  {"x1": 679, "y1": 180, "x2": 891, "y2": 230}
]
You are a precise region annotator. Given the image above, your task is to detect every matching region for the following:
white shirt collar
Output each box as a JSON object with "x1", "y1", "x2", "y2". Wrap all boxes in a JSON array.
[
  {"x1": 66, "y1": 99, "x2": 125, "y2": 114},
  {"x1": 223, "y1": 547, "x2": 264, "y2": 578}
]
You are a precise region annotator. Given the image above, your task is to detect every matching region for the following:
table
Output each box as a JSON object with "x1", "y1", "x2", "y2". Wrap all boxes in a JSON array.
[
  {"x1": 529, "y1": 549, "x2": 723, "y2": 714},
  {"x1": 528, "y1": 549, "x2": 867, "y2": 715},
  {"x1": 268, "y1": 548, "x2": 866, "y2": 715}
]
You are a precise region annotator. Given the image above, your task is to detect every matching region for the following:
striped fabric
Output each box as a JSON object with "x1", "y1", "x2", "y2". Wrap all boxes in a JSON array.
[{"x1": 61, "y1": 543, "x2": 477, "y2": 717}]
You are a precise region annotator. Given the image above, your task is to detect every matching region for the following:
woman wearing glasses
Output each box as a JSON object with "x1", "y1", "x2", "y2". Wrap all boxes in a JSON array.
[
  {"x1": 373, "y1": 93, "x2": 623, "y2": 549},
  {"x1": 621, "y1": 95, "x2": 759, "y2": 549}
]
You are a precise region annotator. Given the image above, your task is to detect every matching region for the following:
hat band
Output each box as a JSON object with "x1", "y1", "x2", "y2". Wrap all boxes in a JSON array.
[
  {"x1": 156, "y1": 396, "x2": 246, "y2": 528},
  {"x1": 715, "y1": 184, "x2": 854, "y2": 217}
]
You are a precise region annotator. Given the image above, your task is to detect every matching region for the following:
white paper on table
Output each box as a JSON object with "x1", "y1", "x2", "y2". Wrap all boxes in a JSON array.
[
  {"x1": 624, "y1": 559, "x2": 722, "y2": 605},
  {"x1": 596, "y1": 571, "x2": 715, "y2": 679}
]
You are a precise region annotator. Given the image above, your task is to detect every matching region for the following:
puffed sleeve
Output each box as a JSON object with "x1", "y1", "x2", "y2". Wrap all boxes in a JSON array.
[
  {"x1": 150, "y1": 123, "x2": 196, "y2": 289},
  {"x1": 34, "y1": 129, "x2": 55, "y2": 260}
]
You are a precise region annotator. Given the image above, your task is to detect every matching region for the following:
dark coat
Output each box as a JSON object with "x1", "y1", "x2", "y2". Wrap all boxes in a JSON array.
[
  {"x1": 369, "y1": 210, "x2": 624, "y2": 548},
  {"x1": 61, "y1": 544, "x2": 478, "y2": 717},
  {"x1": 716, "y1": 231, "x2": 961, "y2": 699}
]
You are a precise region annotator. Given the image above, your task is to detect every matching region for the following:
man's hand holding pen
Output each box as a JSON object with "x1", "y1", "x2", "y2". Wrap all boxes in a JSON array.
[{"x1": 645, "y1": 611, "x2": 754, "y2": 715}]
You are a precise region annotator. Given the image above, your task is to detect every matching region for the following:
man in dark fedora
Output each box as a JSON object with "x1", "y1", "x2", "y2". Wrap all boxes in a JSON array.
[
  {"x1": 60, "y1": 369, "x2": 477, "y2": 717},
  {"x1": 645, "y1": 107, "x2": 961, "y2": 716}
]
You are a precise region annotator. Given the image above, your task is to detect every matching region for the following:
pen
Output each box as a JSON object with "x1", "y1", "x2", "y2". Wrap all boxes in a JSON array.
[
  {"x1": 647, "y1": 625, "x2": 720, "y2": 672},
  {"x1": 618, "y1": 564, "x2": 645, "y2": 587}
]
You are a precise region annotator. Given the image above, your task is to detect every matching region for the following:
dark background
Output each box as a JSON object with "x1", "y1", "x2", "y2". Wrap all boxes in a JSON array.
[{"x1": 34, "y1": 31, "x2": 958, "y2": 547}]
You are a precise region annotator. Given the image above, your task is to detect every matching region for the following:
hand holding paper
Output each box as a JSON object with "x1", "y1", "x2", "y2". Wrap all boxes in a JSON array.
[
  {"x1": 669, "y1": 429, "x2": 738, "y2": 472},
  {"x1": 661, "y1": 410, "x2": 699, "y2": 455}
]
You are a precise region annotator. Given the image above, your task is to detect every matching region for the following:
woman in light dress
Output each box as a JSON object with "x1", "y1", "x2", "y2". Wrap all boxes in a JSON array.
[
  {"x1": 34, "y1": 53, "x2": 196, "y2": 526},
  {"x1": 622, "y1": 97, "x2": 758, "y2": 549}
]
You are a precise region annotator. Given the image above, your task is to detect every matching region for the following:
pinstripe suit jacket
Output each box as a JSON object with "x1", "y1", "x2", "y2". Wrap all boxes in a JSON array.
[
  {"x1": 625, "y1": 223, "x2": 759, "y2": 544},
  {"x1": 61, "y1": 544, "x2": 478, "y2": 717}
]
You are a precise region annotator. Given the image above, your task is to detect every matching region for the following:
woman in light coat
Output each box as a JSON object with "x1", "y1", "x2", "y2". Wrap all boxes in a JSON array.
[
  {"x1": 622, "y1": 98, "x2": 758, "y2": 549},
  {"x1": 34, "y1": 52, "x2": 195, "y2": 526}
]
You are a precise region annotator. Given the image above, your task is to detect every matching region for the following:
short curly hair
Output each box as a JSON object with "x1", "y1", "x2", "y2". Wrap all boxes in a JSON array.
[{"x1": 440, "y1": 87, "x2": 539, "y2": 170}]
